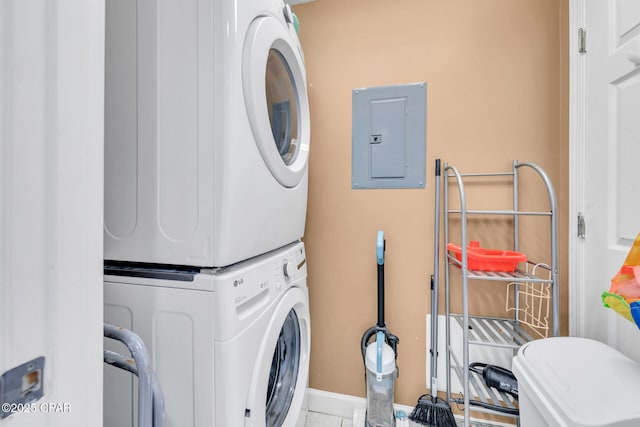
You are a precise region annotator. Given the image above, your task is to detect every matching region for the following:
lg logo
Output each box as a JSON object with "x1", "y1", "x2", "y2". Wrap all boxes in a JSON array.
[{"x1": 233, "y1": 278, "x2": 244, "y2": 287}]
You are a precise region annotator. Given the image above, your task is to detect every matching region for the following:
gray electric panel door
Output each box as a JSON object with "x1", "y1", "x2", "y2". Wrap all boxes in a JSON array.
[{"x1": 352, "y1": 82, "x2": 426, "y2": 189}]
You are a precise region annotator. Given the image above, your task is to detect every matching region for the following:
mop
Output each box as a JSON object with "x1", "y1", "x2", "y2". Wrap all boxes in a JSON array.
[{"x1": 409, "y1": 159, "x2": 457, "y2": 427}]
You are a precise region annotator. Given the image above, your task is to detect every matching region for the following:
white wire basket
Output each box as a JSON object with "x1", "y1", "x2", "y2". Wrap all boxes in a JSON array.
[{"x1": 505, "y1": 263, "x2": 552, "y2": 339}]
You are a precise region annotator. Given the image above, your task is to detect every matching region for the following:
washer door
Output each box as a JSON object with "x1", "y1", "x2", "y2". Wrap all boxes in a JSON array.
[
  {"x1": 243, "y1": 16, "x2": 310, "y2": 188},
  {"x1": 245, "y1": 286, "x2": 310, "y2": 427}
]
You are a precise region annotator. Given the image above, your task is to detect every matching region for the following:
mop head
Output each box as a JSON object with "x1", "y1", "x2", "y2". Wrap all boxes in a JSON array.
[{"x1": 408, "y1": 394, "x2": 457, "y2": 427}]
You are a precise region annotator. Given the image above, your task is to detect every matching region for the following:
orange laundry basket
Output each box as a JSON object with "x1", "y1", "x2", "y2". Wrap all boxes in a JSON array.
[{"x1": 447, "y1": 241, "x2": 527, "y2": 272}]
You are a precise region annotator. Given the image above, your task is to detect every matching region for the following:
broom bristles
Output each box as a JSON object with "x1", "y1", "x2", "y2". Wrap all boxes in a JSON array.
[{"x1": 408, "y1": 395, "x2": 457, "y2": 427}]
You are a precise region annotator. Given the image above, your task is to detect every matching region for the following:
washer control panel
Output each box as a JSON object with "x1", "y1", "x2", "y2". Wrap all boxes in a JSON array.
[
  {"x1": 211, "y1": 242, "x2": 306, "y2": 340},
  {"x1": 219, "y1": 242, "x2": 306, "y2": 308}
]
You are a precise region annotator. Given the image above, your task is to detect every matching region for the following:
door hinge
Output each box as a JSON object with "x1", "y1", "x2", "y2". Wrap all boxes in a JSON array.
[
  {"x1": 578, "y1": 212, "x2": 586, "y2": 239},
  {"x1": 578, "y1": 28, "x2": 586, "y2": 54}
]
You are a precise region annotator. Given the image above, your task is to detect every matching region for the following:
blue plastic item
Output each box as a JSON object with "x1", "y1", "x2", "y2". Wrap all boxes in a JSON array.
[
  {"x1": 292, "y1": 13, "x2": 300, "y2": 34},
  {"x1": 631, "y1": 301, "x2": 640, "y2": 329},
  {"x1": 377, "y1": 230, "x2": 385, "y2": 265}
]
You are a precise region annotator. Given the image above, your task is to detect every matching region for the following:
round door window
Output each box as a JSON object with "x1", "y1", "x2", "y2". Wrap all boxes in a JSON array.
[
  {"x1": 266, "y1": 49, "x2": 299, "y2": 166},
  {"x1": 265, "y1": 309, "x2": 301, "y2": 427},
  {"x1": 243, "y1": 16, "x2": 310, "y2": 188}
]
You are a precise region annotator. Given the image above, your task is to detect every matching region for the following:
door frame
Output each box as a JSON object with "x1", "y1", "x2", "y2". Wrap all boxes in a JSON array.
[{"x1": 568, "y1": 0, "x2": 586, "y2": 337}]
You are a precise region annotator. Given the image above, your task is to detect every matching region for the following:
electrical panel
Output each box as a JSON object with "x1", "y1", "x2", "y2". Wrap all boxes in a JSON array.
[{"x1": 352, "y1": 82, "x2": 426, "y2": 189}]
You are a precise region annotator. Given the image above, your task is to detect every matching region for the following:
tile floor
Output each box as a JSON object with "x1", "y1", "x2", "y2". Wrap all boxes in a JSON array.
[
  {"x1": 304, "y1": 410, "x2": 509, "y2": 427},
  {"x1": 304, "y1": 411, "x2": 418, "y2": 427},
  {"x1": 304, "y1": 411, "x2": 352, "y2": 427}
]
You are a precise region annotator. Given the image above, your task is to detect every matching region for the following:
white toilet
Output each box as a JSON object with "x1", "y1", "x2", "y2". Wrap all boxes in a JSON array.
[{"x1": 513, "y1": 337, "x2": 640, "y2": 426}]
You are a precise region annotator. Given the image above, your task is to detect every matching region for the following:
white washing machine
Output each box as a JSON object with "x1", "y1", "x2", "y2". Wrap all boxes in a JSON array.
[
  {"x1": 104, "y1": 0, "x2": 310, "y2": 267},
  {"x1": 103, "y1": 242, "x2": 310, "y2": 427}
]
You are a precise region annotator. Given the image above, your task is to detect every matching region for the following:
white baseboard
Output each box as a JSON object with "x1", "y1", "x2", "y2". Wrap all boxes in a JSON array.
[
  {"x1": 305, "y1": 388, "x2": 365, "y2": 419},
  {"x1": 304, "y1": 388, "x2": 516, "y2": 427},
  {"x1": 304, "y1": 388, "x2": 414, "y2": 419}
]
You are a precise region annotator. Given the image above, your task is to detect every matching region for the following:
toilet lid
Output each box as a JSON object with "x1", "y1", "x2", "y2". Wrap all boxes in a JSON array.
[{"x1": 515, "y1": 337, "x2": 640, "y2": 426}]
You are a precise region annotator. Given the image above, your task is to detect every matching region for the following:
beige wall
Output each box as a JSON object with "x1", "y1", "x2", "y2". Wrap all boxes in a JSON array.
[{"x1": 294, "y1": 0, "x2": 568, "y2": 406}]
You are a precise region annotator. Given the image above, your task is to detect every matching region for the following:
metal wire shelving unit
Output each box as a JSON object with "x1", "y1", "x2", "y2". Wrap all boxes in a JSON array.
[{"x1": 443, "y1": 160, "x2": 558, "y2": 427}]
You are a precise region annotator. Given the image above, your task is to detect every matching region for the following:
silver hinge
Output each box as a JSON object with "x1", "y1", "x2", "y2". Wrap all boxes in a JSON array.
[
  {"x1": 578, "y1": 212, "x2": 586, "y2": 239},
  {"x1": 578, "y1": 28, "x2": 586, "y2": 54}
]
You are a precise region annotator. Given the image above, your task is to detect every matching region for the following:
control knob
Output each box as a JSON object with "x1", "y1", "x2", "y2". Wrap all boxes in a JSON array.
[{"x1": 283, "y1": 259, "x2": 295, "y2": 279}]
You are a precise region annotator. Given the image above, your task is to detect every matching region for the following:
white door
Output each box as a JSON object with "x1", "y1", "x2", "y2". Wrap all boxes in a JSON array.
[
  {"x1": 0, "y1": 1, "x2": 104, "y2": 424},
  {"x1": 578, "y1": 0, "x2": 640, "y2": 361}
]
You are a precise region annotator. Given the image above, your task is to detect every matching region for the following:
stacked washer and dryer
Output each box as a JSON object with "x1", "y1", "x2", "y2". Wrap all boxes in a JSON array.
[{"x1": 103, "y1": 1, "x2": 311, "y2": 426}]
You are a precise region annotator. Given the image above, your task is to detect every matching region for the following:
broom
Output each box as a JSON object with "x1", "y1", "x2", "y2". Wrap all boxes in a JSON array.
[{"x1": 409, "y1": 159, "x2": 457, "y2": 426}]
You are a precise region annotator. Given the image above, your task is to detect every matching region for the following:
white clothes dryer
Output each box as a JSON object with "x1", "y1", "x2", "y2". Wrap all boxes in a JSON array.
[
  {"x1": 104, "y1": 0, "x2": 310, "y2": 267},
  {"x1": 103, "y1": 241, "x2": 310, "y2": 427}
]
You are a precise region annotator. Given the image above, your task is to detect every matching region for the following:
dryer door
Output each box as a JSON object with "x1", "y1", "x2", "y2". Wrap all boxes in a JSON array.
[
  {"x1": 243, "y1": 16, "x2": 310, "y2": 188},
  {"x1": 245, "y1": 286, "x2": 310, "y2": 427}
]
